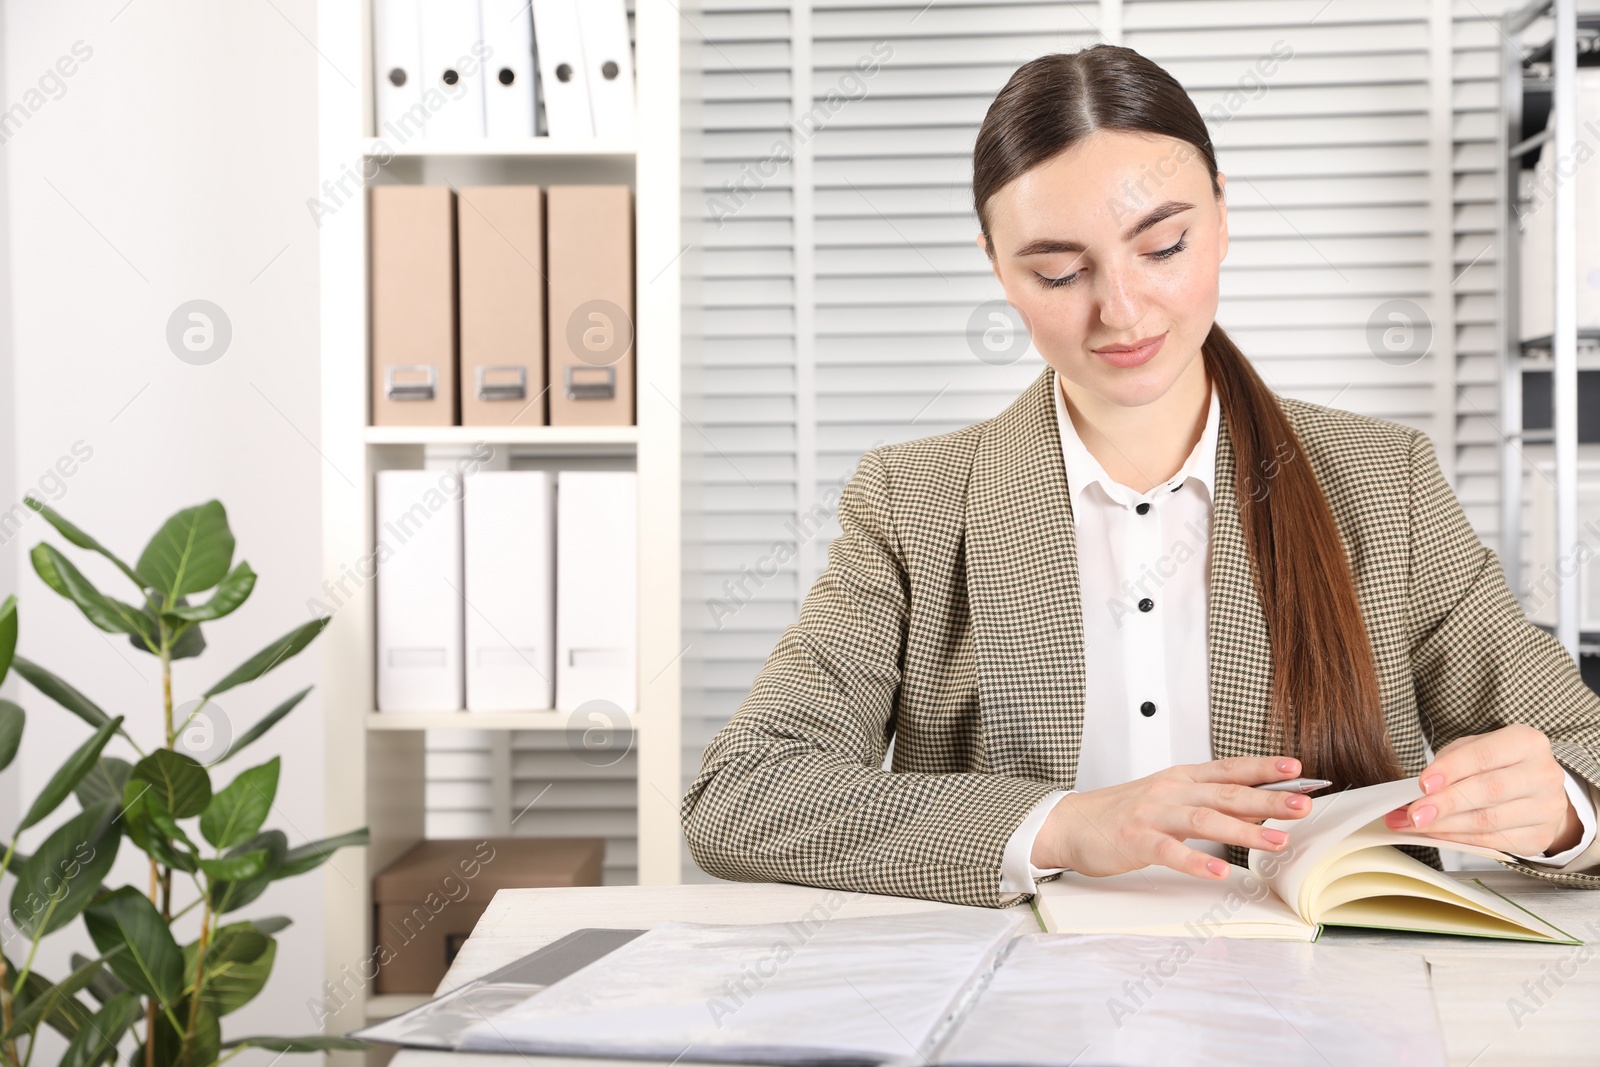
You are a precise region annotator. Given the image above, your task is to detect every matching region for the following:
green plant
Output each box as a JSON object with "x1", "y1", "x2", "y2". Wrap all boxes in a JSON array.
[{"x1": 0, "y1": 498, "x2": 370, "y2": 1066}]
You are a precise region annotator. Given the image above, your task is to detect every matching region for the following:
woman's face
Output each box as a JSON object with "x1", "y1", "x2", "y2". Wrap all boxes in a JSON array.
[{"x1": 978, "y1": 129, "x2": 1228, "y2": 410}]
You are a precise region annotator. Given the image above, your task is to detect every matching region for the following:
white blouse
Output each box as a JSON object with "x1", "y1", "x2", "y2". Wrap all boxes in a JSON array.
[{"x1": 996, "y1": 370, "x2": 1598, "y2": 893}]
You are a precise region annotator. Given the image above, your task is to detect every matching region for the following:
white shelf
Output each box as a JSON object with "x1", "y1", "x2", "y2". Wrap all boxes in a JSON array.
[
  {"x1": 366, "y1": 710, "x2": 636, "y2": 732},
  {"x1": 365, "y1": 424, "x2": 639, "y2": 449},
  {"x1": 364, "y1": 993, "x2": 430, "y2": 1021},
  {"x1": 361, "y1": 136, "x2": 636, "y2": 158},
  {"x1": 319, "y1": 0, "x2": 684, "y2": 1054}
]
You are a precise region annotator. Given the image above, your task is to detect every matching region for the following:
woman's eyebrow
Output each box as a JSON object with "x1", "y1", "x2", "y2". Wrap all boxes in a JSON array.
[{"x1": 1011, "y1": 200, "x2": 1196, "y2": 256}]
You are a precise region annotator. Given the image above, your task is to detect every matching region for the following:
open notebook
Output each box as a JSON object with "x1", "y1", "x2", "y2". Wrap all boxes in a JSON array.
[
  {"x1": 357, "y1": 909, "x2": 1449, "y2": 1066},
  {"x1": 1035, "y1": 777, "x2": 1580, "y2": 943}
]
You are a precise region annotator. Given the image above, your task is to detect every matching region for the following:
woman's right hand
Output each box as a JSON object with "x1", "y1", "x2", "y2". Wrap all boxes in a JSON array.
[{"x1": 1030, "y1": 756, "x2": 1314, "y2": 879}]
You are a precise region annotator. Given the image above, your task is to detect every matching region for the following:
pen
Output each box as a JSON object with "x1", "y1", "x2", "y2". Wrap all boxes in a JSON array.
[{"x1": 1256, "y1": 778, "x2": 1333, "y2": 793}]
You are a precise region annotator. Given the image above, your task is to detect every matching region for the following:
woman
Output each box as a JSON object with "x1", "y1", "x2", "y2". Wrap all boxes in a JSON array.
[{"x1": 679, "y1": 45, "x2": 1600, "y2": 908}]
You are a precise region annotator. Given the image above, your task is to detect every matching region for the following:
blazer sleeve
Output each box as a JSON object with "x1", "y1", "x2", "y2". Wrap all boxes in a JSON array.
[
  {"x1": 679, "y1": 446, "x2": 1063, "y2": 908},
  {"x1": 1405, "y1": 429, "x2": 1600, "y2": 886}
]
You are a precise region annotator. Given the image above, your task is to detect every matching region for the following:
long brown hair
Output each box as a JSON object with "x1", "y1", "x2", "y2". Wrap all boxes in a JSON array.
[{"x1": 972, "y1": 45, "x2": 1399, "y2": 791}]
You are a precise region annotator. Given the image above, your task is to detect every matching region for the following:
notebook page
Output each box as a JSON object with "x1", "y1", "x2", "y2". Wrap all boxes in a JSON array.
[
  {"x1": 1249, "y1": 777, "x2": 1432, "y2": 917},
  {"x1": 456, "y1": 907, "x2": 1028, "y2": 1064},
  {"x1": 1034, "y1": 864, "x2": 1313, "y2": 940},
  {"x1": 936, "y1": 933, "x2": 1447, "y2": 1067}
]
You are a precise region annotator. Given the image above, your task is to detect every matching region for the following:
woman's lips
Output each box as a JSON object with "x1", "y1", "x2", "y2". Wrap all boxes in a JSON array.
[{"x1": 1093, "y1": 333, "x2": 1166, "y2": 368}]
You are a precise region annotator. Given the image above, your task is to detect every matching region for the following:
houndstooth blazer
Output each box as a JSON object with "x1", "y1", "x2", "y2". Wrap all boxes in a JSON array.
[{"x1": 680, "y1": 365, "x2": 1600, "y2": 908}]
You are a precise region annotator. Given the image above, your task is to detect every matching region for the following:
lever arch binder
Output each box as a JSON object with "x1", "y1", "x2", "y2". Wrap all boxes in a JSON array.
[
  {"x1": 555, "y1": 470, "x2": 637, "y2": 713},
  {"x1": 481, "y1": 0, "x2": 537, "y2": 138},
  {"x1": 373, "y1": 0, "x2": 423, "y2": 135},
  {"x1": 530, "y1": 0, "x2": 593, "y2": 139},
  {"x1": 418, "y1": 0, "x2": 487, "y2": 139},
  {"x1": 464, "y1": 471, "x2": 556, "y2": 712},
  {"x1": 575, "y1": 0, "x2": 635, "y2": 140},
  {"x1": 376, "y1": 470, "x2": 465, "y2": 712},
  {"x1": 547, "y1": 185, "x2": 634, "y2": 427},
  {"x1": 458, "y1": 185, "x2": 546, "y2": 426},
  {"x1": 370, "y1": 185, "x2": 457, "y2": 427}
]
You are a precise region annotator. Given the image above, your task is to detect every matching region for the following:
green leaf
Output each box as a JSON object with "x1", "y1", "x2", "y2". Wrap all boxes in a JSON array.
[
  {"x1": 10, "y1": 655, "x2": 112, "y2": 729},
  {"x1": 83, "y1": 887, "x2": 184, "y2": 1003},
  {"x1": 23, "y1": 497, "x2": 146, "y2": 588},
  {"x1": 70, "y1": 952, "x2": 128, "y2": 1006},
  {"x1": 119, "y1": 785, "x2": 197, "y2": 875},
  {"x1": 149, "y1": 997, "x2": 220, "y2": 1067},
  {"x1": 74, "y1": 756, "x2": 132, "y2": 813},
  {"x1": 168, "y1": 561, "x2": 256, "y2": 622},
  {"x1": 61, "y1": 990, "x2": 140, "y2": 1067},
  {"x1": 198, "y1": 849, "x2": 269, "y2": 883},
  {"x1": 205, "y1": 617, "x2": 329, "y2": 698},
  {"x1": 136, "y1": 501, "x2": 235, "y2": 609},
  {"x1": 275, "y1": 827, "x2": 371, "y2": 879},
  {"x1": 0, "y1": 699, "x2": 24, "y2": 773},
  {"x1": 166, "y1": 619, "x2": 206, "y2": 659},
  {"x1": 4, "y1": 953, "x2": 109, "y2": 1039},
  {"x1": 221, "y1": 1036, "x2": 369, "y2": 1052},
  {"x1": 186, "y1": 923, "x2": 275, "y2": 1016},
  {"x1": 129, "y1": 748, "x2": 211, "y2": 819},
  {"x1": 247, "y1": 915, "x2": 291, "y2": 936},
  {"x1": 10, "y1": 800, "x2": 121, "y2": 938},
  {"x1": 207, "y1": 830, "x2": 287, "y2": 913},
  {"x1": 18, "y1": 715, "x2": 123, "y2": 831},
  {"x1": 219, "y1": 686, "x2": 309, "y2": 763},
  {"x1": 0, "y1": 594, "x2": 16, "y2": 686},
  {"x1": 128, "y1": 596, "x2": 207, "y2": 660},
  {"x1": 7, "y1": 957, "x2": 98, "y2": 1041},
  {"x1": 200, "y1": 757, "x2": 279, "y2": 850},
  {"x1": 30, "y1": 543, "x2": 157, "y2": 644},
  {"x1": 142, "y1": 792, "x2": 199, "y2": 854}
]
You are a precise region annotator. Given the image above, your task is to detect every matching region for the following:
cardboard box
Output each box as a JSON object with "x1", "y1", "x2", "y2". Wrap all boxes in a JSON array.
[{"x1": 372, "y1": 837, "x2": 604, "y2": 994}]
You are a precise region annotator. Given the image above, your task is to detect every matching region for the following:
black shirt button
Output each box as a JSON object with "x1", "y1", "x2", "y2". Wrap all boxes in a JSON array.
[
  {"x1": 1140, "y1": 701, "x2": 1157, "y2": 717},
  {"x1": 1138, "y1": 598, "x2": 1154, "y2": 612},
  {"x1": 1136, "y1": 502, "x2": 1150, "y2": 515}
]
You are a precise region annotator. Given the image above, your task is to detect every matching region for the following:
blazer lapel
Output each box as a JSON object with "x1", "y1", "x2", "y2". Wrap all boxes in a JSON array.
[
  {"x1": 963, "y1": 364, "x2": 1277, "y2": 787},
  {"x1": 966, "y1": 368, "x2": 1086, "y2": 784},
  {"x1": 1205, "y1": 400, "x2": 1276, "y2": 760}
]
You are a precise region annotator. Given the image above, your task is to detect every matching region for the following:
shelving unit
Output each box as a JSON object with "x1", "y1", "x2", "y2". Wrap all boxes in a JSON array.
[
  {"x1": 1498, "y1": 0, "x2": 1600, "y2": 657},
  {"x1": 314, "y1": 0, "x2": 683, "y2": 1049}
]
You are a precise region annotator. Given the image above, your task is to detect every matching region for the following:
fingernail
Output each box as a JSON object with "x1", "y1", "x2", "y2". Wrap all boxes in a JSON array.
[
  {"x1": 1421, "y1": 775, "x2": 1443, "y2": 794},
  {"x1": 1411, "y1": 805, "x2": 1436, "y2": 829},
  {"x1": 1207, "y1": 859, "x2": 1229, "y2": 876},
  {"x1": 1286, "y1": 795, "x2": 1308, "y2": 810},
  {"x1": 1262, "y1": 829, "x2": 1289, "y2": 846},
  {"x1": 1276, "y1": 758, "x2": 1295, "y2": 773}
]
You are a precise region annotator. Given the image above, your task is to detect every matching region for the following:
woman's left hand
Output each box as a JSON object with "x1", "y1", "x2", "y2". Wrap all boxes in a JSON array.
[{"x1": 1382, "y1": 723, "x2": 1581, "y2": 857}]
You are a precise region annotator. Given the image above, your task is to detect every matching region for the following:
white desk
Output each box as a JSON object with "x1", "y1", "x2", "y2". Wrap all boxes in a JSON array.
[{"x1": 388, "y1": 872, "x2": 1600, "y2": 1067}]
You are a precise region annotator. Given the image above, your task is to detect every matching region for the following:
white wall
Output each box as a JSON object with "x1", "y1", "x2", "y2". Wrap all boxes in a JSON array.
[
  {"x1": 4, "y1": 0, "x2": 326, "y2": 1056},
  {"x1": 0, "y1": 0, "x2": 16, "y2": 835}
]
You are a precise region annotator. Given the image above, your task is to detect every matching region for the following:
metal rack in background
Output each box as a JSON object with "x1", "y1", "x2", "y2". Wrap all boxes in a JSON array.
[{"x1": 1498, "y1": 0, "x2": 1600, "y2": 658}]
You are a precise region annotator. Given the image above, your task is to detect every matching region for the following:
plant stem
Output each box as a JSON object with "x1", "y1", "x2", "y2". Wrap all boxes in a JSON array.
[
  {"x1": 10, "y1": 894, "x2": 60, "y2": 997},
  {"x1": 181, "y1": 902, "x2": 212, "y2": 1067},
  {"x1": 161, "y1": 638, "x2": 173, "y2": 749},
  {"x1": 0, "y1": 954, "x2": 18, "y2": 1067}
]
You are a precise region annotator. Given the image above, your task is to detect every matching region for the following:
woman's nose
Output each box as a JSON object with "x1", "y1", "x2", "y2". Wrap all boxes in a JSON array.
[{"x1": 1094, "y1": 261, "x2": 1144, "y2": 332}]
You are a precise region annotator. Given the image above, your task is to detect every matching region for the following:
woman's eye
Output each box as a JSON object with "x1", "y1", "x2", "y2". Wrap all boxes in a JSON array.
[
  {"x1": 1150, "y1": 230, "x2": 1189, "y2": 260},
  {"x1": 1033, "y1": 230, "x2": 1188, "y2": 290}
]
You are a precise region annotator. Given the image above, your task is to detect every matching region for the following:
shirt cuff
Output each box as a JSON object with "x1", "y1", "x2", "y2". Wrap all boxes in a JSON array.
[
  {"x1": 1508, "y1": 767, "x2": 1598, "y2": 868},
  {"x1": 999, "y1": 789, "x2": 1071, "y2": 894}
]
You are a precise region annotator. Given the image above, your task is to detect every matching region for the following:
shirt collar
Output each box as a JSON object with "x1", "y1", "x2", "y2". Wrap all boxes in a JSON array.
[{"x1": 1052, "y1": 367, "x2": 1220, "y2": 511}]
